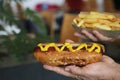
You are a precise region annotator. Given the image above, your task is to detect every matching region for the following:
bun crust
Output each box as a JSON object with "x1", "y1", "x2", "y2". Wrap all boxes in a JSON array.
[
  {"x1": 34, "y1": 42, "x2": 104, "y2": 66},
  {"x1": 34, "y1": 50, "x2": 102, "y2": 66}
]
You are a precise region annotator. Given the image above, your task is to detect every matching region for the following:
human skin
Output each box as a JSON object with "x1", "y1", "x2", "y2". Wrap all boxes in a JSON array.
[
  {"x1": 75, "y1": 29, "x2": 120, "y2": 46},
  {"x1": 43, "y1": 55, "x2": 120, "y2": 80},
  {"x1": 74, "y1": 29, "x2": 120, "y2": 43},
  {"x1": 43, "y1": 30, "x2": 120, "y2": 80}
]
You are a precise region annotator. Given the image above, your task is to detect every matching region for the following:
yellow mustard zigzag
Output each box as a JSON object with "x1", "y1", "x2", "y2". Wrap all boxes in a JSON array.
[{"x1": 37, "y1": 43, "x2": 101, "y2": 53}]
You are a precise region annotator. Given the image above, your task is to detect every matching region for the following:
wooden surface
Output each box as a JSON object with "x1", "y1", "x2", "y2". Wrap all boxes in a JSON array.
[
  {"x1": 60, "y1": 13, "x2": 80, "y2": 42},
  {"x1": 104, "y1": 0, "x2": 115, "y2": 12},
  {"x1": 40, "y1": 10, "x2": 55, "y2": 39},
  {"x1": 82, "y1": 0, "x2": 98, "y2": 11}
]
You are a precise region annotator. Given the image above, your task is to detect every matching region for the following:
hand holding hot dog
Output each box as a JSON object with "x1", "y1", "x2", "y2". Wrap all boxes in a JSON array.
[{"x1": 43, "y1": 55, "x2": 120, "y2": 80}]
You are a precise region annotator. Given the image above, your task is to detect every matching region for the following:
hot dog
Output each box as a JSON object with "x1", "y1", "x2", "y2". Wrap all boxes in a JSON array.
[{"x1": 34, "y1": 42, "x2": 105, "y2": 66}]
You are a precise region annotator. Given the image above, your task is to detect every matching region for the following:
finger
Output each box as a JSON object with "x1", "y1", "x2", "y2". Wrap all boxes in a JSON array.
[
  {"x1": 102, "y1": 55, "x2": 115, "y2": 64},
  {"x1": 92, "y1": 30, "x2": 113, "y2": 41},
  {"x1": 65, "y1": 39, "x2": 75, "y2": 43},
  {"x1": 43, "y1": 65, "x2": 75, "y2": 77},
  {"x1": 81, "y1": 29, "x2": 98, "y2": 41},
  {"x1": 65, "y1": 65, "x2": 85, "y2": 75},
  {"x1": 74, "y1": 32, "x2": 87, "y2": 39}
]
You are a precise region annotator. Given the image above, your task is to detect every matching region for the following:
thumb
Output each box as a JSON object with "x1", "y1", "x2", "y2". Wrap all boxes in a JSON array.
[
  {"x1": 102, "y1": 55, "x2": 115, "y2": 64},
  {"x1": 65, "y1": 39, "x2": 75, "y2": 43}
]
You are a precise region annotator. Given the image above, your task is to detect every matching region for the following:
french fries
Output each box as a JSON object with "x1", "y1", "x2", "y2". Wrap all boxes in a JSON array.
[{"x1": 73, "y1": 12, "x2": 120, "y2": 31}]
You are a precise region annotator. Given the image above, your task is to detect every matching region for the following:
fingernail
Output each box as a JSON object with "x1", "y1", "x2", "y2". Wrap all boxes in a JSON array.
[
  {"x1": 65, "y1": 68, "x2": 70, "y2": 71},
  {"x1": 65, "y1": 39, "x2": 74, "y2": 43},
  {"x1": 74, "y1": 32, "x2": 79, "y2": 36},
  {"x1": 81, "y1": 29, "x2": 85, "y2": 33},
  {"x1": 92, "y1": 30, "x2": 98, "y2": 33}
]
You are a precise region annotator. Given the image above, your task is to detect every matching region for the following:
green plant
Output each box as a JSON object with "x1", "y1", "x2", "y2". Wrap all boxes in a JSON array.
[
  {"x1": 0, "y1": 1, "x2": 54, "y2": 61},
  {"x1": 0, "y1": 32, "x2": 53, "y2": 61}
]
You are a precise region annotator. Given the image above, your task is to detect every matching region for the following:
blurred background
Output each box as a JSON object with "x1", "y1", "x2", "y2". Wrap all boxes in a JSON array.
[{"x1": 0, "y1": 0, "x2": 120, "y2": 80}]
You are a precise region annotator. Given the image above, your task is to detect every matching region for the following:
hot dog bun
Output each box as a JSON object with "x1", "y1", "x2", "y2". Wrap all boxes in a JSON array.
[{"x1": 34, "y1": 42, "x2": 105, "y2": 66}]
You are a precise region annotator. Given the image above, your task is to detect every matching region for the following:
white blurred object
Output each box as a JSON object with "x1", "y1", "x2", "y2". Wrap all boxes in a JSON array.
[
  {"x1": 0, "y1": 20, "x2": 21, "y2": 35},
  {"x1": 4, "y1": 25, "x2": 14, "y2": 35},
  {"x1": 0, "y1": 31, "x2": 8, "y2": 36},
  {"x1": 22, "y1": 0, "x2": 64, "y2": 10},
  {"x1": 1, "y1": 25, "x2": 21, "y2": 35},
  {"x1": 11, "y1": 25, "x2": 21, "y2": 34},
  {"x1": 96, "y1": 0, "x2": 104, "y2": 12}
]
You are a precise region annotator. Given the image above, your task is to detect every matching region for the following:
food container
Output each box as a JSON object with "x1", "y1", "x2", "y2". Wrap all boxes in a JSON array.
[
  {"x1": 72, "y1": 23, "x2": 120, "y2": 38},
  {"x1": 72, "y1": 12, "x2": 120, "y2": 38}
]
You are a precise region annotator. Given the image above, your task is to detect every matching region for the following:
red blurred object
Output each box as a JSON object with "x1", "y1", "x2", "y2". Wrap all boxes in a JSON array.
[
  {"x1": 35, "y1": 3, "x2": 42, "y2": 11},
  {"x1": 65, "y1": 0, "x2": 84, "y2": 12},
  {"x1": 49, "y1": 5, "x2": 58, "y2": 11},
  {"x1": 35, "y1": 3, "x2": 59, "y2": 11}
]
